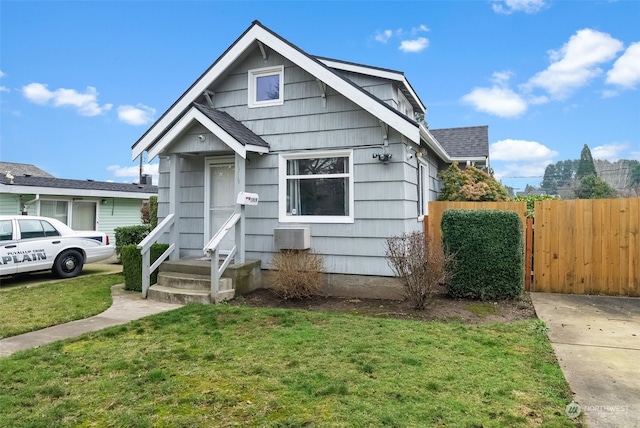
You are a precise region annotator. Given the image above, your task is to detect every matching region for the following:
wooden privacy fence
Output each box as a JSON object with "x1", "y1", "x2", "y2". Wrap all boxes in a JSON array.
[
  {"x1": 534, "y1": 198, "x2": 639, "y2": 296},
  {"x1": 425, "y1": 198, "x2": 640, "y2": 297}
]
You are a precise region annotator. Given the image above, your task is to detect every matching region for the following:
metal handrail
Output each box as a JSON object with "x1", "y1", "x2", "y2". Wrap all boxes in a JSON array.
[
  {"x1": 137, "y1": 214, "x2": 175, "y2": 298},
  {"x1": 204, "y1": 212, "x2": 241, "y2": 302}
]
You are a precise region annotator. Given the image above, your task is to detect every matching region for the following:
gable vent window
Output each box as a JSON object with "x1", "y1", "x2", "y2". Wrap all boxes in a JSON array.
[{"x1": 248, "y1": 65, "x2": 284, "y2": 108}]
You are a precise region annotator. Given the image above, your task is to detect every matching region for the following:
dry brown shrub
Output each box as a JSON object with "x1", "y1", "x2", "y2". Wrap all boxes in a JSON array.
[
  {"x1": 385, "y1": 232, "x2": 455, "y2": 309},
  {"x1": 270, "y1": 250, "x2": 325, "y2": 299}
]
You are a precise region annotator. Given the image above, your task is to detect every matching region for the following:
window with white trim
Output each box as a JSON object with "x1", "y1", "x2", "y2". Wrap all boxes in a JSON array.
[
  {"x1": 248, "y1": 66, "x2": 284, "y2": 108},
  {"x1": 40, "y1": 200, "x2": 69, "y2": 224},
  {"x1": 418, "y1": 160, "x2": 430, "y2": 218},
  {"x1": 279, "y1": 151, "x2": 354, "y2": 223}
]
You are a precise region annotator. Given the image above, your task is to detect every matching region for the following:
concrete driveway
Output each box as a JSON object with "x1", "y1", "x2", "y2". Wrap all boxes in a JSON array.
[{"x1": 530, "y1": 293, "x2": 640, "y2": 428}]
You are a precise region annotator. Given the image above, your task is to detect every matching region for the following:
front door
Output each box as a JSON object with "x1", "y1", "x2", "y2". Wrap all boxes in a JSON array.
[{"x1": 205, "y1": 157, "x2": 235, "y2": 254}]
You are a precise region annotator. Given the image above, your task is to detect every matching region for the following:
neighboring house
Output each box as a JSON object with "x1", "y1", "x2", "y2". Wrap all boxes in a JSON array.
[
  {"x1": 131, "y1": 21, "x2": 489, "y2": 284},
  {"x1": 0, "y1": 161, "x2": 157, "y2": 243}
]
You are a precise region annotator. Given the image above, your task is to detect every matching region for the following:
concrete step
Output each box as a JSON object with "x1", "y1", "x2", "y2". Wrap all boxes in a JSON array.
[
  {"x1": 159, "y1": 257, "x2": 225, "y2": 276},
  {"x1": 157, "y1": 271, "x2": 210, "y2": 290},
  {"x1": 148, "y1": 285, "x2": 211, "y2": 305}
]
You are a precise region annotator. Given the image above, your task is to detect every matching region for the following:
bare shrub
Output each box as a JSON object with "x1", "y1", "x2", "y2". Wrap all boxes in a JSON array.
[
  {"x1": 270, "y1": 250, "x2": 326, "y2": 299},
  {"x1": 385, "y1": 232, "x2": 454, "y2": 309}
]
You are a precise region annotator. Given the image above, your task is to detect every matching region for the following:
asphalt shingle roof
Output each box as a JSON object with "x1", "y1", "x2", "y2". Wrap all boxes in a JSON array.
[
  {"x1": 192, "y1": 103, "x2": 270, "y2": 149},
  {"x1": 430, "y1": 126, "x2": 489, "y2": 159},
  {"x1": 0, "y1": 174, "x2": 157, "y2": 194},
  {"x1": 0, "y1": 162, "x2": 55, "y2": 178}
]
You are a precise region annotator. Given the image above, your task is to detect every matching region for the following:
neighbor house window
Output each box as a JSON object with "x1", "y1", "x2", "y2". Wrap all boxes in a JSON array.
[
  {"x1": 279, "y1": 150, "x2": 354, "y2": 223},
  {"x1": 418, "y1": 160, "x2": 430, "y2": 218},
  {"x1": 248, "y1": 66, "x2": 284, "y2": 108},
  {"x1": 40, "y1": 200, "x2": 69, "y2": 224}
]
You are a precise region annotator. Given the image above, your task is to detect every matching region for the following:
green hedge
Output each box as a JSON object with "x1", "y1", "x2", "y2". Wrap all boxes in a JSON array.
[
  {"x1": 441, "y1": 209, "x2": 524, "y2": 300},
  {"x1": 114, "y1": 225, "x2": 151, "y2": 257},
  {"x1": 121, "y1": 243, "x2": 169, "y2": 292}
]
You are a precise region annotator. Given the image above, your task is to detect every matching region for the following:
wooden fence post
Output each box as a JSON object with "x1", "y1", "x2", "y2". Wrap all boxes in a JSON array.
[{"x1": 525, "y1": 218, "x2": 533, "y2": 292}]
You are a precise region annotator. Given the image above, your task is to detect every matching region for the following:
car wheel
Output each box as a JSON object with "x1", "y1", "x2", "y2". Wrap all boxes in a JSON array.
[{"x1": 53, "y1": 250, "x2": 84, "y2": 278}]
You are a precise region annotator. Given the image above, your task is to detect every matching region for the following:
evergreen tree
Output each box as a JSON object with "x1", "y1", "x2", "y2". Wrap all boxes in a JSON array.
[
  {"x1": 576, "y1": 144, "x2": 597, "y2": 179},
  {"x1": 575, "y1": 174, "x2": 616, "y2": 199}
]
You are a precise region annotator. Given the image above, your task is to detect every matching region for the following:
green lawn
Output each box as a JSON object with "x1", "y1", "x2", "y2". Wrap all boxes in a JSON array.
[
  {"x1": 0, "y1": 303, "x2": 582, "y2": 427},
  {"x1": 0, "y1": 273, "x2": 122, "y2": 338}
]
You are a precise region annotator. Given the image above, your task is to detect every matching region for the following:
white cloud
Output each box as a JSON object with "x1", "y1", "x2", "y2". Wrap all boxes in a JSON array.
[
  {"x1": 462, "y1": 86, "x2": 527, "y2": 118},
  {"x1": 374, "y1": 30, "x2": 393, "y2": 43},
  {"x1": 117, "y1": 104, "x2": 155, "y2": 126},
  {"x1": 399, "y1": 37, "x2": 429, "y2": 53},
  {"x1": 411, "y1": 25, "x2": 429, "y2": 35},
  {"x1": 107, "y1": 163, "x2": 159, "y2": 183},
  {"x1": 606, "y1": 41, "x2": 640, "y2": 89},
  {"x1": 591, "y1": 143, "x2": 629, "y2": 161},
  {"x1": 490, "y1": 139, "x2": 559, "y2": 162},
  {"x1": 0, "y1": 70, "x2": 5, "y2": 78},
  {"x1": 493, "y1": 161, "x2": 551, "y2": 181},
  {"x1": 22, "y1": 82, "x2": 112, "y2": 116},
  {"x1": 0, "y1": 86, "x2": 8, "y2": 93},
  {"x1": 492, "y1": 0, "x2": 546, "y2": 14},
  {"x1": 525, "y1": 29, "x2": 624, "y2": 99}
]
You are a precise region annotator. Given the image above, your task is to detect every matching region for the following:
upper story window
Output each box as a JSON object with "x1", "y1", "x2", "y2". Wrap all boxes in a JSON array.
[
  {"x1": 248, "y1": 66, "x2": 284, "y2": 108},
  {"x1": 279, "y1": 150, "x2": 354, "y2": 224}
]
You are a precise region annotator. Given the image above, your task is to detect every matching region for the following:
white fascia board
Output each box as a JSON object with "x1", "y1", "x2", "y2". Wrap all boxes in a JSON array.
[
  {"x1": 132, "y1": 26, "x2": 265, "y2": 160},
  {"x1": 419, "y1": 125, "x2": 451, "y2": 162},
  {"x1": 148, "y1": 107, "x2": 247, "y2": 160},
  {"x1": 246, "y1": 144, "x2": 269, "y2": 154},
  {"x1": 133, "y1": 24, "x2": 421, "y2": 160},
  {"x1": 254, "y1": 30, "x2": 420, "y2": 142},
  {"x1": 0, "y1": 185, "x2": 155, "y2": 199},
  {"x1": 318, "y1": 58, "x2": 426, "y2": 114}
]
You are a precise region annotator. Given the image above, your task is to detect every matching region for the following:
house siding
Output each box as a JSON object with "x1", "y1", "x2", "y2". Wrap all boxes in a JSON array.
[
  {"x1": 98, "y1": 198, "x2": 147, "y2": 243},
  {"x1": 154, "y1": 46, "x2": 438, "y2": 276},
  {"x1": 0, "y1": 194, "x2": 21, "y2": 215}
]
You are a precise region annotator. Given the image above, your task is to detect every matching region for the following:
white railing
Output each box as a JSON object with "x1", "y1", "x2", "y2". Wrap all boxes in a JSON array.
[
  {"x1": 203, "y1": 212, "x2": 241, "y2": 302},
  {"x1": 137, "y1": 214, "x2": 175, "y2": 298}
]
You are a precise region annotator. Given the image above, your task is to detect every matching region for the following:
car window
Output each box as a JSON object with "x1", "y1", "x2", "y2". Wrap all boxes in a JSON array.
[
  {"x1": 42, "y1": 220, "x2": 61, "y2": 237},
  {"x1": 0, "y1": 220, "x2": 13, "y2": 241},
  {"x1": 18, "y1": 219, "x2": 61, "y2": 239}
]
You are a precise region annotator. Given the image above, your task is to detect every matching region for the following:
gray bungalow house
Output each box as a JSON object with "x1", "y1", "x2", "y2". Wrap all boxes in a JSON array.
[
  {"x1": 132, "y1": 21, "x2": 489, "y2": 300},
  {"x1": 0, "y1": 161, "x2": 157, "y2": 243}
]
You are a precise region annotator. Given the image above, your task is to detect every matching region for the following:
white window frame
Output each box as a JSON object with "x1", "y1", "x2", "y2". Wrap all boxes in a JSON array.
[
  {"x1": 248, "y1": 65, "x2": 284, "y2": 108},
  {"x1": 418, "y1": 160, "x2": 430, "y2": 220},
  {"x1": 279, "y1": 150, "x2": 354, "y2": 224}
]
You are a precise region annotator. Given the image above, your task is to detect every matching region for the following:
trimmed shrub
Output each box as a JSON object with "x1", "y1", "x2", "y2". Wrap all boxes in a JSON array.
[
  {"x1": 121, "y1": 243, "x2": 169, "y2": 292},
  {"x1": 441, "y1": 209, "x2": 524, "y2": 300},
  {"x1": 114, "y1": 225, "x2": 151, "y2": 257},
  {"x1": 385, "y1": 232, "x2": 455, "y2": 309},
  {"x1": 270, "y1": 250, "x2": 325, "y2": 299}
]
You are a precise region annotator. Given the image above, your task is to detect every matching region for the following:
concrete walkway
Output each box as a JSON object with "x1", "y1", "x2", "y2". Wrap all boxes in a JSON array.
[
  {"x1": 0, "y1": 284, "x2": 183, "y2": 358},
  {"x1": 530, "y1": 293, "x2": 640, "y2": 428}
]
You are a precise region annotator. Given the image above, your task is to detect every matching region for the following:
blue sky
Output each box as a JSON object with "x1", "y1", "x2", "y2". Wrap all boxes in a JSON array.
[{"x1": 1, "y1": 0, "x2": 639, "y2": 192}]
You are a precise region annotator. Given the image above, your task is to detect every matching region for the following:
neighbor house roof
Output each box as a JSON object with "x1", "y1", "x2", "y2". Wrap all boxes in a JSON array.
[
  {"x1": 0, "y1": 162, "x2": 55, "y2": 178},
  {"x1": 430, "y1": 126, "x2": 490, "y2": 160},
  {"x1": 0, "y1": 174, "x2": 157, "y2": 199},
  {"x1": 132, "y1": 20, "x2": 430, "y2": 161}
]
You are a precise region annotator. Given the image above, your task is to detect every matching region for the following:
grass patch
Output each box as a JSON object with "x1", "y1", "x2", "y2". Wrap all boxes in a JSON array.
[
  {"x1": 0, "y1": 304, "x2": 580, "y2": 427},
  {"x1": 0, "y1": 273, "x2": 122, "y2": 338},
  {"x1": 468, "y1": 302, "x2": 500, "y2": 316}
]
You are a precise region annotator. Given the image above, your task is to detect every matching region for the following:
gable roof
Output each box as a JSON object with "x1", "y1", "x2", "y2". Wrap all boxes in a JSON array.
[
  {"x1": 0, "y1": 162, "x2": 55, "y2": 178},
  {"x1": 132, "y1": 20, "x2": 426, "y2": 161},
  {"x1": 315, "y1": 56, "x2": 426, "y2": 114},
  {"x1": 0, "y1": 174, "x2": 157, "y2": 199},
  {"x1": 430, "y1": 126, "x2": 489, "y2": 160}
]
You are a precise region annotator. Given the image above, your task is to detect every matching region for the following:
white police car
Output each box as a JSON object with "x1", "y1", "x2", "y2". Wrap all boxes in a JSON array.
[{"x1": 0, "y1": 215, "x2": 115, "y2": 279}]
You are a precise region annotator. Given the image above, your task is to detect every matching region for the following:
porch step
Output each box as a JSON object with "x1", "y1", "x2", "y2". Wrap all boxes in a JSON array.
[
  {"x1": 148, "y1": 285, "x2": 211, "y2": 305},
  {"x1": 150, "y1": 270, "x2": 234, "y2": 304},
  {"x1": 157, "y1": 271, "x2": 211, "y2": 290},
  {"x1": 159, "y1": 258, "x2": 213, "y2": 277}
]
